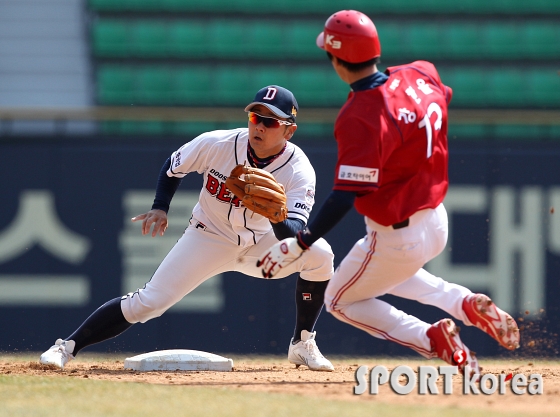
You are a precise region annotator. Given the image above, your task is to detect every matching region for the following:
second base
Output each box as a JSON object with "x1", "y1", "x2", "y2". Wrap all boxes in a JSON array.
[{"x1": 124, "y1": 349, "x2": 233, "y2": 372}]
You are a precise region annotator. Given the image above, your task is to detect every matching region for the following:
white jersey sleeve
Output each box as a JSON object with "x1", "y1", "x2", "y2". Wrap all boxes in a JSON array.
[
  {"x1": 272, "y1": 145, "x2": 316, "y2": 225},
  {"x1": 167, "y1": 131, "x2": 220, "y2": 178}
]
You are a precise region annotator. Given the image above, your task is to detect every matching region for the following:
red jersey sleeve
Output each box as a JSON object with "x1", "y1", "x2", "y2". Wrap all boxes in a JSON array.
[{"x1": 333, "y1": 91, "x2": 391, "y2": 194}]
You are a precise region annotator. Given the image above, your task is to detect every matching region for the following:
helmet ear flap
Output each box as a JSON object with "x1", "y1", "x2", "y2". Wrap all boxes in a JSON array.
[
  {"x1": 318, "y1": 10, "x2": 381, "y2": 64},
  {"x1": 316, "y1": 32, "x2": 325, "y2": 50}
]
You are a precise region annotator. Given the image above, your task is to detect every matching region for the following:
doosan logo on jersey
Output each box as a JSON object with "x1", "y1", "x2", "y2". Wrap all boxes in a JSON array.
[
  {"x1": 209, "y1": 168, "x2": 229, "y2": 182},
  {"x1": 173, "y1": 151, "x2": 182, "y2": 167},
  {"x1": 295, "y1": 202, "x2": 310, "y2": 212}
]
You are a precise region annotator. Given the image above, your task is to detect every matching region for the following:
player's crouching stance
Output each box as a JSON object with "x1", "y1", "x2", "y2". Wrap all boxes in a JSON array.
[
  {"x1": 40, "y1": 86, "x2": 334, "y2": 372},
  {"x1": 257, "y1": 11, "x2": 520, "y2": 377}
]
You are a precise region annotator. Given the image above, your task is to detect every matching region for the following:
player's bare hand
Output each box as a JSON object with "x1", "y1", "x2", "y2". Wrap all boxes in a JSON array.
[
  {"x1": 256, "y1": 237, "x2": 305, "y2": 278},
  {"x1": 131, "y1": 209, "x2": 168, "y2": 237}
]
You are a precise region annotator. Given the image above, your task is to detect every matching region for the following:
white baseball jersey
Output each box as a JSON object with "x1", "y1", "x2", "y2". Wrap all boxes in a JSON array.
[
  {"x1": 168, "y1": 128, "x2": 316, "y2": 247},
  {"x1": 120, "y1": 128, "x2": 334, "y2": 324}
]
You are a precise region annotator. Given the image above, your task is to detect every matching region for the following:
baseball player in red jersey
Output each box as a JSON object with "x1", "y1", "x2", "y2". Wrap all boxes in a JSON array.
[
  {"x1": 257, "y1": 11, "x2": 520, "y2": 376},
  {"x1": 39, "y1": 85, "x2": 334, "y2": 371}
]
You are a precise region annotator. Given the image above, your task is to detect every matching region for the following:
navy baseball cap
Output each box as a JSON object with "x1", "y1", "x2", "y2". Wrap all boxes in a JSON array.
[{"x1": 244, "y1": 85, "x2": 299, "y2": 123}]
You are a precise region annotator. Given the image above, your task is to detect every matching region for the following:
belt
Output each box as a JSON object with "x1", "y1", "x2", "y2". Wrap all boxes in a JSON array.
[{"x1": 392, "y1": 218, "x2": 410, "y2": 229}]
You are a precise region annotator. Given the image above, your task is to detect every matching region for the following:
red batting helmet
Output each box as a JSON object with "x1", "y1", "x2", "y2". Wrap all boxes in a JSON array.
[{"x1": 316, "y1": 10, "x2": 381, "y2": 63}]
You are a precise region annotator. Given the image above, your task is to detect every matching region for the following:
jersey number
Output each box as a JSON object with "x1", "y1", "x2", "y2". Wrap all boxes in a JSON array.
[{"x1": 418, "y1": 102, "x2": 442, "y2": 158}]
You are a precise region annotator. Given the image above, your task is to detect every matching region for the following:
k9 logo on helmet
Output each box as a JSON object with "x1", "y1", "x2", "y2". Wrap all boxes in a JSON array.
[{"x1": 325, "y1": 35, "x2": 342, "y2": 49}]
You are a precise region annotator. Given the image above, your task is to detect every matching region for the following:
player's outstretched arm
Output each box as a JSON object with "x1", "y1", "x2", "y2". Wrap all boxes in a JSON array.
[{"x1": 131, "y1": 209, "x2": 168, "y2": 237}]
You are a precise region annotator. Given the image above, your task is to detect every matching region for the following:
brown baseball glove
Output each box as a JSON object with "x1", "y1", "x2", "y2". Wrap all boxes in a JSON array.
[{"x1": 225, "y1": 164, "x2": 288, "y2": 223}]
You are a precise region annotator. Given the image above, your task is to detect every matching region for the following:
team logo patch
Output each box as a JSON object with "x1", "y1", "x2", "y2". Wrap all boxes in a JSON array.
[
  {"x1": 302, "y1": 293, "x2": 312, "y2": 300},
  {"x1": 338, "y1": 165, "x2": 379, "y2": 183},
  {"x1": 280, "y1": 242, "x2": 289, "y2": 254},
  {"x1": 263, "y1": 87, "x2": 277, "y2": 100},
  {"x1": 325, "y1": 34, "x2": 341, "y2": 49},
  {"x1": 305, "y1": 188, "x2": 315, "y2": 205}
]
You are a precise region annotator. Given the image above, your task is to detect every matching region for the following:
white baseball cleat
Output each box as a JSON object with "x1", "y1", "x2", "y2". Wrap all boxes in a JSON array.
[
  {"x1": 288, "y1": 330, "x2": 334, "y2": 372},
  {"x1": 40, "y1": 339, "x2": 76, "y2": 369}
]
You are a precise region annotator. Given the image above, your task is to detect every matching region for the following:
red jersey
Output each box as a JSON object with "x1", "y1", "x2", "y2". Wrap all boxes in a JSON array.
[{"x1": 333, "y1": 61, "x2": 452, "y2": 226}]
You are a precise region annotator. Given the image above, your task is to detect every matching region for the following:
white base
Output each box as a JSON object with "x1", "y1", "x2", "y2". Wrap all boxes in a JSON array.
[{"x1": 124, "y1": 349, "x2": 234, "y2": 372}]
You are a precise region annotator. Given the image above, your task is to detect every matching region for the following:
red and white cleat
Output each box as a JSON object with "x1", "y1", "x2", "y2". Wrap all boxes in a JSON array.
[
  {"x1": 462, "y1": 293, "x2": 520, "y2": 350},
  {"x1": 427, "y1": 318, "x2": 480, "y2": 377}
]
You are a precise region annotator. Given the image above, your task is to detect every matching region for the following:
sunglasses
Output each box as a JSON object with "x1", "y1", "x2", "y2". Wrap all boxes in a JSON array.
[{"x1": 248, "y1": 112, "x2": 294, "y2": 129}]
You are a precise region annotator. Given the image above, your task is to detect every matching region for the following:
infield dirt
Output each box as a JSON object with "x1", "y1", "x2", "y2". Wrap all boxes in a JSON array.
[{"x1": 1, "y1": 355, "x2": 559, "y2": 416}]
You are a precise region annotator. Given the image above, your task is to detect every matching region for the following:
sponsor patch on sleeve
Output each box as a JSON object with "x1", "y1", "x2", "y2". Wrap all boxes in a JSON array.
[
  {"x1": 305, "y1": 188, "x2": 315, "y2": 205},
  {"x1": 338, "y1": 165, "x2": 379, "y2": 183}
]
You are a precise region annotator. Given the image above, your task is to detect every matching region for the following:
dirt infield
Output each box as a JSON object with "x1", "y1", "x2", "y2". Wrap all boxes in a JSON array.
[{"x1": 2, "y1": 355, "x2": 559, "y2": 416}]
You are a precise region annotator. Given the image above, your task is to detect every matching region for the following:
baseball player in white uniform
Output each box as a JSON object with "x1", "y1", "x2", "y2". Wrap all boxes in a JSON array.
[{"x1": 40, "y1": 85, "x2": 335, "y2": 371}]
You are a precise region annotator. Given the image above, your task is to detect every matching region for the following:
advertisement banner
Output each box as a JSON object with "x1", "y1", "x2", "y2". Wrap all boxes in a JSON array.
[{"x1": 0, "y1": 137, "x2": 558, "y2": 358}]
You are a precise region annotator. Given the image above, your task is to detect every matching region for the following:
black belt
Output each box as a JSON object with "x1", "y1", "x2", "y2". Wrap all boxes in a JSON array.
[{"x1": 392, "y1": 218, "x2": 410, "y2": 229}]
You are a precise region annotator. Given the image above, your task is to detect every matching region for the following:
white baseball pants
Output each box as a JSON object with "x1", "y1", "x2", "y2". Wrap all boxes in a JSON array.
[
  {"x1": 324, "y1": 204, "x2": 473, "y2": 358},
  {"x1": 121, "y1": 221, "x2": 334, "y2": 324}
]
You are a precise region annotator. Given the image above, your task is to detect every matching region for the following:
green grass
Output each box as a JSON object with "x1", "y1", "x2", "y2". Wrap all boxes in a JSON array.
[
  {"x1": 0, "y1": 374, "x2": 535, "y2": 417},
  {"x1": 0, "y1": 354, "x2": 554, "y2": 417}
]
